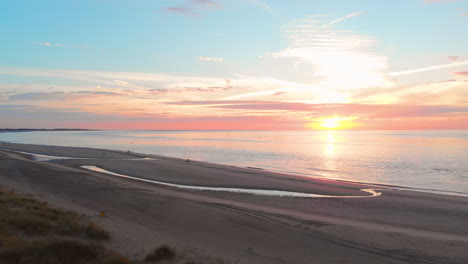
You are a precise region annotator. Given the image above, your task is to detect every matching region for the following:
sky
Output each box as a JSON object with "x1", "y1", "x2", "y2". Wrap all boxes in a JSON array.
[{"x1": 1, "y1": 0, "x2": 468, "y2": 130}]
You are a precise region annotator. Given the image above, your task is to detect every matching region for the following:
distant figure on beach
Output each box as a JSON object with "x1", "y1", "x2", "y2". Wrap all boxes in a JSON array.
[{"x1": 186, "y1": 158, "x2": 190, "y2": 163}]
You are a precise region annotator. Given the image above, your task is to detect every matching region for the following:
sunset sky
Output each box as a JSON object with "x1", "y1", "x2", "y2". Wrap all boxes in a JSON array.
[{"x1": 1, "y1": 0, "x2": 468, "y2": 130}]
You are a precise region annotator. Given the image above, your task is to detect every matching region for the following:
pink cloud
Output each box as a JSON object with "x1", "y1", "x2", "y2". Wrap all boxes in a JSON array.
[
  {"x1": 70, "y1": 115, "x2": 302, "y2": 130},
  {"x1": 67, "y1": 113, "x2": 468, "y2": 130},
  {"x1": 448, "y1": 56, "x2": 458, "y2": 61},
  {"x1": 164, "y1": 7, "x2": 198, "y2": 16},
  {"x1": 193, "y1": 0, "x2": 223, "y2": 8},
  {"x1": 423, "y1": 0, "x2": 456, "y2": 3},
  {"x1": 148, "y1": 85, "x2": 236, "y2": 95},
  {"x1": 455, "y1": 71, "x2": 468, "y2": 76},
  {"x1": 273, "y1": 91, "x2": 287, "y2": 96},
  {"x1": 166, "y1": 101, "x2": 468, "y2": 119}
]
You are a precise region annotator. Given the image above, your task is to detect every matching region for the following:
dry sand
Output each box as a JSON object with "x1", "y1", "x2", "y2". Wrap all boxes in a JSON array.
[{"x1": 0, "y1": 142, "x2": 467, "y2": 263}]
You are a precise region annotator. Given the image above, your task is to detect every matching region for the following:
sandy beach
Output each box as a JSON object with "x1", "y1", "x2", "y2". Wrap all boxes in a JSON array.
[{"x1": 0, "y1": 142, "x2": 467, "y2": 264}]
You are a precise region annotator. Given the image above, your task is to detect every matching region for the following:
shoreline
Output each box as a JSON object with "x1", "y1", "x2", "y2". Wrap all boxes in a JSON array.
[
  {"x1": 0, "y1": 141, "x2": 466, "y2": 198},
  {"x1": 1, "y1": 142, "x2": 468, "y2": 263}
]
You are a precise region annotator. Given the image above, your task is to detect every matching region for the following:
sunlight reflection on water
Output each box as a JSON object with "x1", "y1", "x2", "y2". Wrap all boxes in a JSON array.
[{"x1": 1, "y1": 130, "x2": 468, "y2": 195}]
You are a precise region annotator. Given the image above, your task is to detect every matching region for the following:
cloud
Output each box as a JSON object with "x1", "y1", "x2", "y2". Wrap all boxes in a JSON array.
[
  {"x1": 8, "y1": 91, "x2": 121, "y2": 102},
  {"x1": 455, "y1": 71, "x2": 468, "y2": 75},
  {"x1": 166, "y1": 100, "x2": 468, "y2": 118},
  {"x1": 388, "y1": 60, "x2": 468, "y2": 76},
  {"x1": 192, "y1": 0, "x2": 223, "y2": 8},
  {"x1": 273, "y1": 91, "x2": 287, "y2": 96},
  {"x1": 323, "y1": 12, "x2": 363, "y2": 27},
  {"x1": 196, "y1": 56, "x2": 224, "y2": 62},
  {"x1": 423, "y1": 0, "x2": 456, "y2": 3},
  {"x1": 164, "y1": 0, "x2": 222, "y2": 16},
  {"x1": 2, "y1": 65, "x2": 467, "y2": 129},
  {"x1": 448, "y1": 56, "x2": 459, "y2": 61},
  {"x1": 271, "y1": 15, "x2": 389, "y2": 90},
  {"x1": 54, "y1": 44, "x2": 88, "y2": 48},
  {"x1": 243, "y1": 0, "x2": 278, "y2": 15},
  {"x1": 148, "y1": 85, "x2": 236, "y2": 95},
  {"x1": 354, "y1": 79, "x2": 468, "y2": 105},
  {"x1": 164, "y1": 7, "x2": 198, "y2": 16},
  {"x1": 462, "y1": 12, "x2": 468, "y2": 16},
  {"x1": 33, "y1": 41, "x2": 87, "y2": 48}
]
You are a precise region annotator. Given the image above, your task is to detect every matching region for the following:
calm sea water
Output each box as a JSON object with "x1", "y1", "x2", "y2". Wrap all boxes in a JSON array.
[{"x1": 1, "y1": 130, "x2": 467, "y2": 196}]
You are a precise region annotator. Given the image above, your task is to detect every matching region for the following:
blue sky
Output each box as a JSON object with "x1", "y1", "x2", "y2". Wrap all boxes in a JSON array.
[
  {"x1": 1, "y1": 0, "x2": 468, "y2": 129},
  {"x1": 2, "y1": 0, "x2": 466, "y2": 74}
]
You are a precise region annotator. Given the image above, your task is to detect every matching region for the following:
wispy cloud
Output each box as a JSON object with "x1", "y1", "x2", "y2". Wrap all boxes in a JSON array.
[
  {"x1": 196, "y1": 56, "x2": 224, "y2": 62},
  {"x1": 243, "y1": 0, "x2": 279, "y2": 15},
  {"x1": 164, "y1": 7, "x2": 198, "y2": 16},
  {"x1": 448, "y1": 56, "x2": 459, "y2": 61},
  {"x1": 271, "y1": 15, "x2": 389, "y2": 91},
  {"x1": 164, "y1": 0, "x2": 222, "y2": 16},
  {"x1": 323, "y1": 12, "x2": 363, "y2": 27},
  {"x1": 166, "y1": 100, "x2": 468, "y2": 118},
  {"x1": 354, "y1": 79, "x2": 468, "y2": 105},
  {"x1": 388, "y1": 60, "x2": 468, "y2": 76},
  {"x1": 423, "y1": 0, "x2": 457, "y2": 3},
  {"x1": 34, "y1": 42, "x2": 87, "y2": 48},
  {"x1": 455, "y1": 71, "x2": 468, "y2": 75},
  {"x1": 192, "y1": 0, "x2": 223, "y2": 8}
]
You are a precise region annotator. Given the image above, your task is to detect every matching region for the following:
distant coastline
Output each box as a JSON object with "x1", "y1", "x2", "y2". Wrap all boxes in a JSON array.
[{"x1": 0, "y1": 128, "x2": 96, "y2": 133}]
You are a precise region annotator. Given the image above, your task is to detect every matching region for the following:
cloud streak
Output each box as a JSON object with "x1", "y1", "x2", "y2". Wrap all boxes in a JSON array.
[
  {"x1": 164, "y1": 7, "x2": 198, "y2": 16},
  {"x1": 196, "y1": 56, "x2": 224, "y2": 62},
  {"x1": 388, "y1": 60, "x2": 468, "y2": 76},
  {"x1": 34, "y1": 42, "x2": 87, "y2": 48},
  {"x1": 455, "y1": 71, "x2": 468, "y2": 76},
  {"x1": 423, "y1": 0, "x2": 456, "y2": 3},
  {"x1": 243, "y1": 0, "x2": 279, "y2": 15},
  {"x1": 192, "y1": 0, "x2": 223, "y2": 8},
  {"x1": 323, "y1": 12, "x2": 363, "y2": 27}
]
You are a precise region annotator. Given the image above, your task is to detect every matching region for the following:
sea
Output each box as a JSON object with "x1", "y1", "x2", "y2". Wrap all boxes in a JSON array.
[{"x1": 1, "y1": 130, "x2": 467, "y2": 196}]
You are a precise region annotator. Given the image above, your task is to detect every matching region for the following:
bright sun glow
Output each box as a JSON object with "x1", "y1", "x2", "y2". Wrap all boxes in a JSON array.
[
  {"x1": 322, "y1": 118, "x2": 341, "y2": 129},
  {"x1": 307, "y1": 117, "x2": 358, "y2": 130}
]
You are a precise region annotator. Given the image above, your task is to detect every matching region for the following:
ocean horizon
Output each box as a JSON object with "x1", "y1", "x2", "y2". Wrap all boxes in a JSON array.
[{"x1": 1, "y1": 129, "x2": 467, "y2": 197}]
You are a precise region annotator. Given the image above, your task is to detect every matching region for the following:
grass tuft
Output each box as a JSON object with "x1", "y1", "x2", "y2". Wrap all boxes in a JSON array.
[
  {"x1": 85, "y1": 222, "x2": 111, "y2": 240},
  {"x1": 144, "y1": 245, "x2": 176, "y2": 262}
]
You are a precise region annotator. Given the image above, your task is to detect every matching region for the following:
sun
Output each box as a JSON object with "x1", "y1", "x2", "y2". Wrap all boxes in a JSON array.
[
  {"x1": 307, "y1": 117, "x2": 358, "y2": 130},
  {"x1": 321, "y1": 118, "x2": 340, "y2": 129}
]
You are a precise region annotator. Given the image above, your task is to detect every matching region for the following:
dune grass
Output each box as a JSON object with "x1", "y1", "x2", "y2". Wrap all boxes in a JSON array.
[
  {"x1": 0, "y1": 187, "x2": 231, "y2": 264},
  {"x1": 0, "y1": 187, "x2": 129, "y2": 264}
]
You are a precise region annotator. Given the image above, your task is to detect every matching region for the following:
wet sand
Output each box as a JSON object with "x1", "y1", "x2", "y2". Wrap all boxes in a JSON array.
[{"x1": 0, "y1": 142, "x2": 467, "y2": 263}]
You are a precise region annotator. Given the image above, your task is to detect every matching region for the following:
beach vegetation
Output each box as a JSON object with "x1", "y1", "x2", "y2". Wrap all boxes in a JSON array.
[
  {"x1": 0, "y1": 188, "x2": 122, "y2": 264},
  {"x1": 144, "y1": 245, "x2": 176, "y2": 262},
  {"x1": 0, "y1": 187, "x2": 231, "y2": 264}
]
